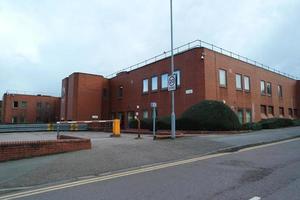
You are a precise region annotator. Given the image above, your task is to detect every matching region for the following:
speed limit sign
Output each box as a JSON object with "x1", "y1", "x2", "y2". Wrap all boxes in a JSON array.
[{"x1": 168, "y1": 74, "x2": 177, "y2": 91}]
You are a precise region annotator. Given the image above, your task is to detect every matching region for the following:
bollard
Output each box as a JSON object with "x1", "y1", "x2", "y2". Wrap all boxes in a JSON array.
[{"x1": 111, "y1": 119, "x2": 121, "y2": 137}]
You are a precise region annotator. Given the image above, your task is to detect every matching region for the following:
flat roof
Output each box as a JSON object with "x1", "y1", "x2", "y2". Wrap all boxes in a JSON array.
[{"x1": 106, "y1": 39, "x2": 298, "y2": 80}]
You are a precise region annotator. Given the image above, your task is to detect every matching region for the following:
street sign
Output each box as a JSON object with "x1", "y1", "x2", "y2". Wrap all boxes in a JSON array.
[
  {"x1": 168, "y1": 74, "x2": 177, "y2": 91},
  {"x1": 150, "y1": 102, "x2": 157, "y2": 108}
]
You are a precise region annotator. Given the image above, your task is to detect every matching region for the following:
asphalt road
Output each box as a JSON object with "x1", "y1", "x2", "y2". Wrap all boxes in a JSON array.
[{"x1": 4, "y1": 138, "x2": 300, "y2": 200}]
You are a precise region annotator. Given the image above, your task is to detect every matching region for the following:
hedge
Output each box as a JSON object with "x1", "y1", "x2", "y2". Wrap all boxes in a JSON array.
[
  {"x1": 259, "y1": 118, "x2": 293, "y2": 129},
  {"x1": 177, "y1": 100, "x2": 241, "y2": 131}
]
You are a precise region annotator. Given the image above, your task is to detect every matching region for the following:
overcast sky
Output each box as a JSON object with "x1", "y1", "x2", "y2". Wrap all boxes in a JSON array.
[{"x1": 0, "y1": 0, "x2": 299, "y2": 99}]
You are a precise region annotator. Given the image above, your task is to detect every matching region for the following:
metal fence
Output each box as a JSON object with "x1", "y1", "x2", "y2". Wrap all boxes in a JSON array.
[
  {"x1": 106, "y1": 39, "x2": 298, "y2": 80},
  {"x1": 0, "y1": 123, "x2": 88, "y2": 133}
]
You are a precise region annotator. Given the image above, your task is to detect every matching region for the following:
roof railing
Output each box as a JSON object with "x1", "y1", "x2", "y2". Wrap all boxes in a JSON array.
[{"x1": 106, "y1": 39, "x2": 298, "y2": 80}]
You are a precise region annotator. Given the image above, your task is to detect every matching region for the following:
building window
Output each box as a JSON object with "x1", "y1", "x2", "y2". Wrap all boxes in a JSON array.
[
  {"x1": 235, "y1": 74, "x2": 242, "y2": 90},
  {"x1": 21, "y1": 101, "x2": 27, "y2": 108},
  {"x1": 13, "y1": 101, "x2": 19, "y2": 108},
  {"x1": 278, "y1": 85, "x2": 283, "y2": 97},
  {"x1": 294, "y1": 109, "x2": 298, "y2": 118},
  {"x1": 266, "y1": 82, "x2": 272, "y2": 96},
  {"x1": 37, "y1": 102, "x2": 42, "y2": 109},
  {"x1": 260, "y1": 81, "x2": 266, "y2": 95},
  {"x1": 143, "y1": 110, "x2": 148, "y2": 119},
  {"x1": 279, "y1": 107, "x2": 284, "y2": 117},
  {"x1": 118, "y1": 86, "x2": 123, "y2": 98},
  {"x1": 12, "y1": 116, "x2": 18, "y2": 123},
  {"x1": 245, "y1": 110, "x2": 252, "y2": 123},
  {"x1": 288, "y1": 108, "x2": 293, "y2": 117},
  {"x1": 174, "y1": 70, "x2": 181, "y2": 86},
  {"x1": 219, "y1": 69, "x2": 227, "y2": 87},
  {"x1": 261, "y1": 105, "x2": 267, "y2": 117},
  {"x1": 268, "y1": 106, "x2": 274, "y2": 116},
  {"x1": 244, "y1": 76, "x2": 250, "y2": 91},
  {"x1": 143, "y1": 79, "x2": 148, "y2": 93},
  {"x1": 151, "y1": 76, "x2": 158, "y2": 91},
  {"x1": 161, "y1": 73, "x2": 168, "y2": 89},
  {"x1": 127, "y1": 112, "x2": 134, "y2": 124},
  {"x1": 237, "y1": 109, "x2": 243, "y2": 124}
]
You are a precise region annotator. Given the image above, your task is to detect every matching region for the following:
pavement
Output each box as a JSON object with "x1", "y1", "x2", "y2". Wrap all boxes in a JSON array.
[{"x1": 0, "y1": 126, "x2": 300, "y2": 196}]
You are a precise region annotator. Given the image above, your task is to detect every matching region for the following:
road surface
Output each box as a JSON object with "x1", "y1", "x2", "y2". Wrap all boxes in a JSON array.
[{"x1": 1, "y1": 137, "x2": 300, "y2": 200}]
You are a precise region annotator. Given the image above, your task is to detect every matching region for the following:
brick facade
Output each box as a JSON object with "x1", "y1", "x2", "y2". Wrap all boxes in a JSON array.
[
  {"x1": 0, "y1": 135, "x2": 91, "y2": 162},
  {"x1": 2, "y1": 93, "x2": 60, "y2": 124},
  {"x1": 61, "y1": 73, "x2": 110, "y2": 121},
  {"x1": 62, "y1": 47, "x2": 300, "y2": 128}
]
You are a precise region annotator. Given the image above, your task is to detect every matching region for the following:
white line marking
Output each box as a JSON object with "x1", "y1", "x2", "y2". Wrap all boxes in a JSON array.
[
  {"x1": 1, "y1": 137, "x2": 299, "y2": 200},
  {"x1": 249, "y1": 196, "x2": 261, "y2": 200}
]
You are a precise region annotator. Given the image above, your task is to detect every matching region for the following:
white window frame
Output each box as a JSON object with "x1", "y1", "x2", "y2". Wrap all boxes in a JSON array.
[
  {"x1": 235, "y1": 74, "x2": 242, "y2": 90},
  {"x1": 161, "y1": 73, "x2": 168, "y2": 89},
  {"x1": 244, "y1": 76, "x2": 250, "y2": 91},
  {"x1": 143, "y1": 79, "x2": 148, "y2": 93},
  {"x1": 151, "y1": 76, "x2": 158, "y2": 91},
  {"x1": 219, "y1": 69, "x2": 227, "y2": 87}
]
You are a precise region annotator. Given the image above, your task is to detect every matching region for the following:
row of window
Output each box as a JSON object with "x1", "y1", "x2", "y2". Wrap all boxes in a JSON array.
[
  {"x1": 12, "y1": 101, "x2": 27, "y2": 109},
  {"x1": 219, "y1": 69, "x2": 284, "y2": 97},
  {"x1": 260, "y1": 105, "x2": 297, "y2": 117},
  {"x1": 143, "y1": 70, "x2": 181, "y2": 93}
]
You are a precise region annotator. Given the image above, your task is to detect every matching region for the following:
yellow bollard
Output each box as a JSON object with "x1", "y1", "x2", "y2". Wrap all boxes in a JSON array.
[{"x1": 112, "y1": 119, "x2": 121, "y2": 137}]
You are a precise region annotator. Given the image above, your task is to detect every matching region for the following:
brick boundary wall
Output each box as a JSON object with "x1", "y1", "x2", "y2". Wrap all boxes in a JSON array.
[{"x1": 0, "y1": 135, "x2": 91, "y2": 162}]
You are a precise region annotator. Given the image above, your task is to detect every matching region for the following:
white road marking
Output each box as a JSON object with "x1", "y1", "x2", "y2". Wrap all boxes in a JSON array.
[
  {"x1": 249, "y1": 196, "x2": 261, "y2": 200},
  {"x1": 1, "y1": 137, "x2": 299, "y2": 200}
]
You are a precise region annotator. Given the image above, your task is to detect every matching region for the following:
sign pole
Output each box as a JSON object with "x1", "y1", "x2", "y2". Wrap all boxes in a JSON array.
[{"x1": 170, "y1": 0, "x2": 176, "y2": 139}]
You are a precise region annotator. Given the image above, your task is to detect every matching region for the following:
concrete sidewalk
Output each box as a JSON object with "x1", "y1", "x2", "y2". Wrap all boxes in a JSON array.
[{"x1": 0, "y1": 126, "x2": 300, "y2": 194}]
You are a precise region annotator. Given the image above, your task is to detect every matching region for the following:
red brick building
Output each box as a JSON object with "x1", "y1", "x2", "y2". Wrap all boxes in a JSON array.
[
  {"x1": 61, "y1": 40, "x2": 300, "y2": 128},
  {"x1": 60, "y1": 73, "x2": 109, "y2": 121},
  {"x1": 0, "y1": 101, "x2": 2, "y2": 123},
  {"x1": 1, "y1": 93, "x2": 61, "y2": 124}
]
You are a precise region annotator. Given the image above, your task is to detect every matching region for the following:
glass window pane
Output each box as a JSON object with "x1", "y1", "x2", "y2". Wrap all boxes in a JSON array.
[
  {"x1": 151, "y1": 76, "x2": 158, "y2": 91},
  {"x1": 174, "y1": 70, "x2": 180, "y2": 86},
  {"x1": 219, "y1": 69, "x2": 226, "y2": 86},
  {"x1": 235, "y1": 74, "x2": 242, "y2": 89},
  {"x1": 143, "y1": 79, "x2": 148, "y2": 93},
  {"x1": 278, "y1": 85, "x2": 283, "y2": 97},
  {"x1": 143, "y1": 111, "x2": 148, "y2": 119},
  {"x1": 161, "y1": 74, "x2": 168, "y2": 89},
  {"x1": 245, "y1": 110, "x2": 252, "y2": 123},
  {"x1": 260, "y1": 81, "x2": 265, "y2": 94},
  {"x1": 237, "y1": 110, "x2": 243, "y2": 124},
  {"x1": 266, "y1": 82, "x2": 272, "y2": 95},
  {"x1": 244, "y1": 76, "x2": 250, "y2": 91}
]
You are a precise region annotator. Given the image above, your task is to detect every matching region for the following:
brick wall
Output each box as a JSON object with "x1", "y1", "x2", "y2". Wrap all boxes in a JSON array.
[{"x1": 0, "y1": 135, "x2": 91, "y2": 162}]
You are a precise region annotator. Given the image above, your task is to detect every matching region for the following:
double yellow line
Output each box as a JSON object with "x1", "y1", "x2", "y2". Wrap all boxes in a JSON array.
[{"x1": 1, "y1": 137, "x2": 299, "y2": 200}]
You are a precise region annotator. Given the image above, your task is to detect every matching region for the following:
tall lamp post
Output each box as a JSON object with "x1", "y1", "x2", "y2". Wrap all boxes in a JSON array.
[{"x1": 170, "y1": 0, "x2": 176, "y2": 139}]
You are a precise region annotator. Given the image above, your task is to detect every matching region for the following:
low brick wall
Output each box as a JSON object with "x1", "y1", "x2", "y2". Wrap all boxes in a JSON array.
[{"x1": 0, "y1": 135, "x2": 91, "y2": 162}]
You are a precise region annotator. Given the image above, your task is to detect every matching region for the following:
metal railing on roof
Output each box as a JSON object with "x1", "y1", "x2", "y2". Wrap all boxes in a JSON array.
[
  {"x1": 106, "y1": 39, "x2": 298, "y2": 80},
  {"x1": 4, "y1": 90, "x2": 58, "y2": 97}
]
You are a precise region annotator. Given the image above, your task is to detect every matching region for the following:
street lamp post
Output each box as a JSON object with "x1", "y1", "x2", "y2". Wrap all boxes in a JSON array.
[{"x1": 170, "y1": 0, "x2": 176, "y2": 139}]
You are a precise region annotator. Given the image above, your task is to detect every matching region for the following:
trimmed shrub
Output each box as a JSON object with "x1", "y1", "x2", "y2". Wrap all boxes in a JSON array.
[
  {"x1": 259, "y1": 118, "x2": 293, "y2": 129},
  {"x1": 157, "y1": 116, "x2": 171, "y2": 130},
  {"x1": 292, "y1": 119, "x2": 300, "y2": 126},
  {"x1": 242, "y1": 122, "x2": 262, "y2": 131},
  {"x1": 177, "y1": 100, "x2": 242, "y2": 131}
]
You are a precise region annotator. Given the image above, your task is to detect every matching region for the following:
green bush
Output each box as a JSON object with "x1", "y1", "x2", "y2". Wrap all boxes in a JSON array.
[
  {"x1": 157, "y1": 116, "x2": 171, "y2": 130},
  {"x1": 292, "y1": 119, "x2": 300, "y2": 126},
  {"x1": 177, "y1": 100, "x2": 242, "y2": 131},
  {"x1": 242, "y1": 122, "x2": 262, "y2": 131},
  {"x1": 259, "y1": 118, "x2": 293, "y2": 129}
]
